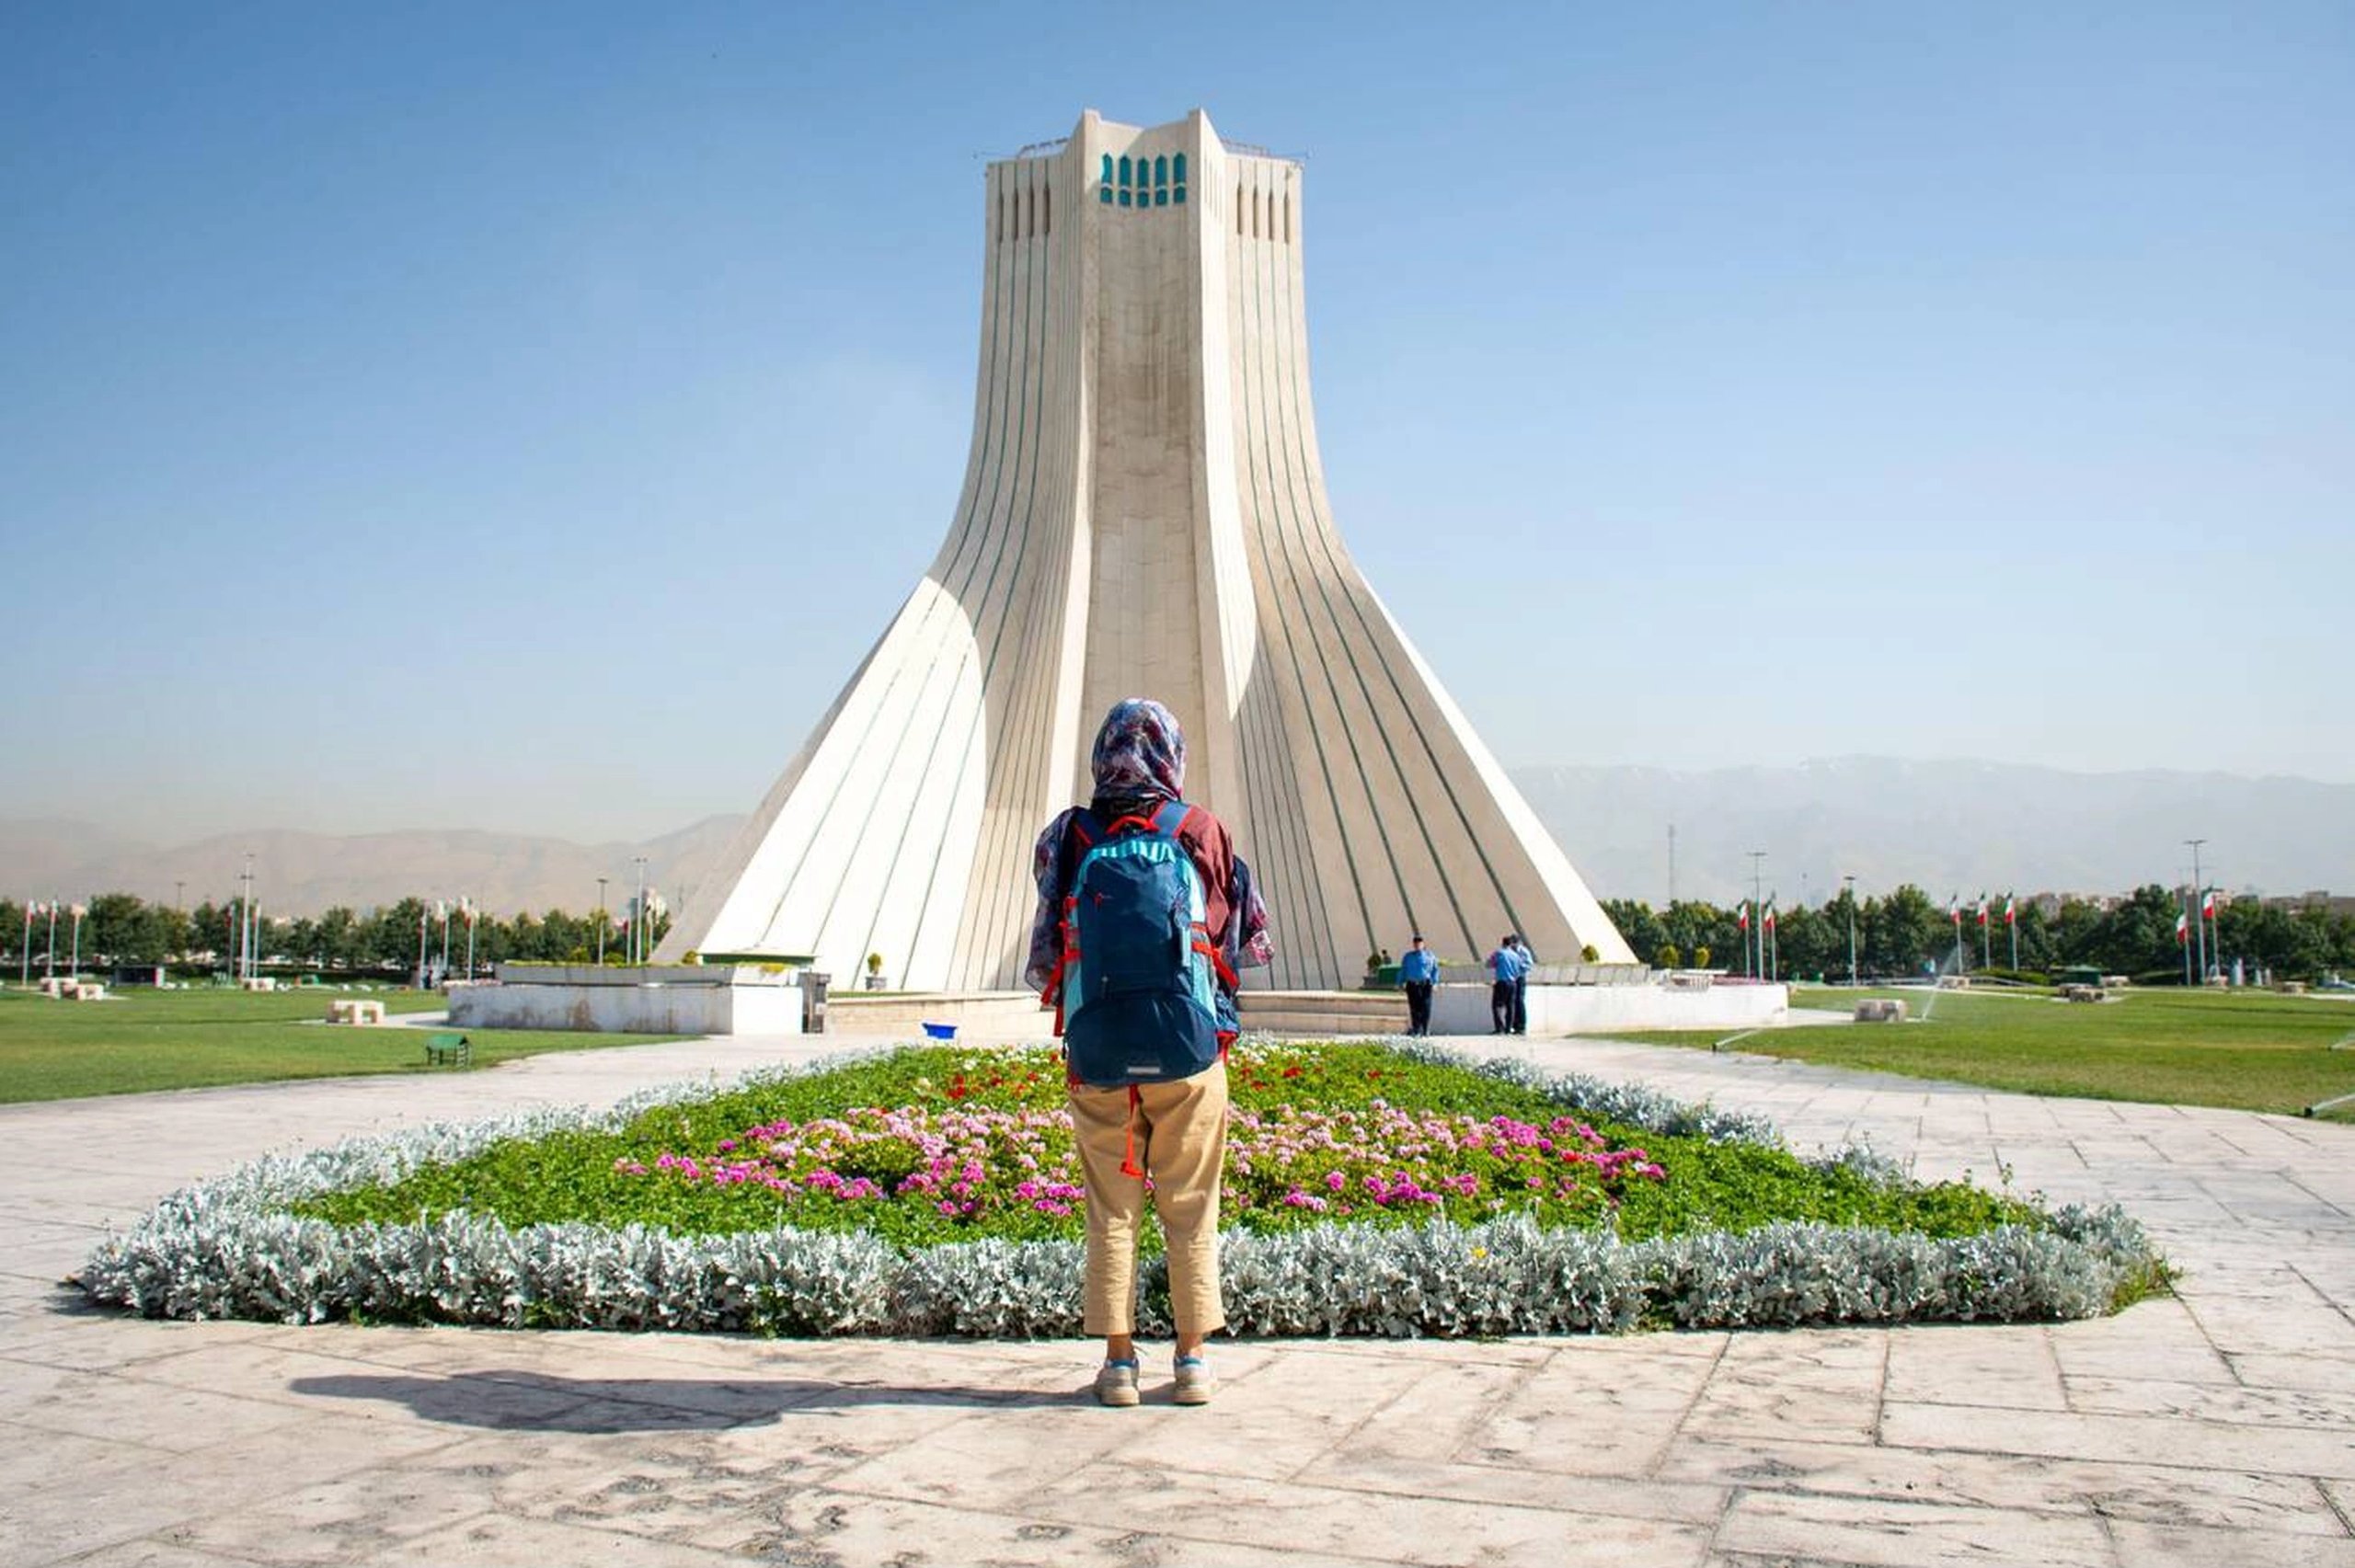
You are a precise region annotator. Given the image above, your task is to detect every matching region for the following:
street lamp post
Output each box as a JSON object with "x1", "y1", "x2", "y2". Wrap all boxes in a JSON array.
[
  {"x1": 596, "y1": 878, "x2": 609, "y2": 965},
  {"x1": 239, "y1": 855, "x2": 255, "y2": 984},
  {"x1": 415, "y1": 905, "x2": 429, "y2": 989},
  {"x1": 1747, "y1": 852, "x2": 1766, "y2": 980},
  {"x1": 633, "y1": 856, "x2": 649, "y2": 967},
  {"x1": 1844, "y1": 875, "x2": 1857, "y2": 987},
  {"x1": 2185, "y1": 839, "x2": 2208, "y2": 983}
]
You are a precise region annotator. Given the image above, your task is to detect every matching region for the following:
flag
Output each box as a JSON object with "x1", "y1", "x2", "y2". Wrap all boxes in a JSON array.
[
  {"x1": 1975, "y1": 897, "x2": 1988, "y2": 929},
  {"x1": 1949, "y1": 898, "x2": 1961, "y2": 927},
  {"x1": 2176, "y1": 910, "x2": 2189, "y2": 944},
  {"x1": 1763, "y1": 899, "x2": 1777, "y2": 933},
  {"x1": 2201, "y1": 888, "x2": 2216, "y2": 921},
  {"x1": 1736, "y1": 901, "x2": 1749, "y2": 932},
  {"x1": 2004, "y1": 894, "x2": 2016, "y2": 926}
]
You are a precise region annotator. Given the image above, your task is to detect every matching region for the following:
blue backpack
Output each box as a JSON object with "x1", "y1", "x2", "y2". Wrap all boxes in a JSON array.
[{"x1": 1056, "y1": 801, "x2": 1229, "y2": 1088}]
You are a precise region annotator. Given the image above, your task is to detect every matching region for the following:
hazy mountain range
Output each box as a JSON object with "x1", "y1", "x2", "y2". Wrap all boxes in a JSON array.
[
  {"x1": 0, "y1": 816, "x2": 747, "y2": 921},
  {"x1": 1514, "y1": 758, "x2": 2354, "y2": 906},
  {"x1": 4, "y1": 759, "x2": 2349, "y2": 917}
]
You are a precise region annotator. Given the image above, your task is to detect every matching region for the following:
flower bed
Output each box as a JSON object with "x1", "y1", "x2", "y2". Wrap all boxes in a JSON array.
[{"x1": 78, "y1": 1039, "x2": 2165, "y2": 1337}]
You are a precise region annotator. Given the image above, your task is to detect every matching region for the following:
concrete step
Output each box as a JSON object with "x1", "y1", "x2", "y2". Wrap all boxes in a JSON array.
[{"x1": 1240, "y1": 990, "x2": 1408, "y2": 1036}]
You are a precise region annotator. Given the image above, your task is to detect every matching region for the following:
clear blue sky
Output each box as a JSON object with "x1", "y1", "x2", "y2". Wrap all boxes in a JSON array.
[{"x1": 6, "y1": 3, "x2": 2349, "y2": 844}]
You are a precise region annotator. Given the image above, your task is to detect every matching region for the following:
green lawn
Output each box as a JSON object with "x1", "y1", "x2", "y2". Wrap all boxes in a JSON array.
[
  {"x1": 0, "y1": 986, "x2": 682, "y2": 1104},
  {"x1": 1605, "y1": 986, "x2": 2355, "y2": 1116}
]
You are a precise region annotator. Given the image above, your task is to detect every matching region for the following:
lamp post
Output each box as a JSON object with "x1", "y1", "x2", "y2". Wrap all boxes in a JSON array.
[
  {"x1": 239, "y1": 854, "x2": 256, "y2": 984},
  {"x1": 633, "y1": 856, "x2": 649, "y2": 967},
  {"x1": 1844, "y1": 876, "x2": 1857, "y2": 987},
  {"x1": 415, "y1": 904, "x2": 430, "y2": 989},
  {"x1": 68, "y1": 902, "x2": 86, "y2": 982},
  {"x1": 45, "y1": 898, "x2": 59, "y2": 984},
  {"x1": 436, "y1": 900, "x2": 451, "y2": 984},
  {"x1": 1747, "y1": 852, "x2": 1766, "y2": 979},
  {"x1": 596, "y1": 878, "x2": 608, "y2": 965},
  {"x1": 461, "y1": 897, "x2": 476, "y2": 980}
]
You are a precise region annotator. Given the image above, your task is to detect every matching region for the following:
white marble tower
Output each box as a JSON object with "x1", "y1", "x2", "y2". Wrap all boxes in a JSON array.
[{"x1": 659, "y1": 109, "x2": 1634, "y2": 989}]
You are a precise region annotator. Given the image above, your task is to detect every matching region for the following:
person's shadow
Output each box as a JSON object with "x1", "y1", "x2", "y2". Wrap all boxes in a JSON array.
[{"x1": 289, "y1": 1368, "x2": 1078, "y2": 1433}]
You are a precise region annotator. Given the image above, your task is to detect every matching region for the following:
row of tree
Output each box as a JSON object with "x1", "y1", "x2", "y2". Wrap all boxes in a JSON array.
[
  {"x1": 2, "y1": 894, "x2": 673, "y2": 977},
  {"x1": 7, "y1": 884, "x2": 2350, "y2": 985},
  {"x1": 1598, "y1": 886, "x2": 2355, "y2": 983}
]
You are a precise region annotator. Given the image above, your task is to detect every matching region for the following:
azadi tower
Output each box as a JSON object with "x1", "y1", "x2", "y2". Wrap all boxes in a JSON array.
[{"x1": 660, "y1": 109, "x2": 1633, "y2": 990}]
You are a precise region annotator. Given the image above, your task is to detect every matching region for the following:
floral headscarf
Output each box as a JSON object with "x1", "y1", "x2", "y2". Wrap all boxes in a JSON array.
[{"x1": 1087, "y1": 696, "x2": 1186, "y2": 811}]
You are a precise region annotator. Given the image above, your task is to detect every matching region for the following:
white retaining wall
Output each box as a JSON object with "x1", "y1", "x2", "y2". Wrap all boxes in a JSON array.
[{"x1": 1430, "y1": 980, "x2": 1789, "y2": 1036}]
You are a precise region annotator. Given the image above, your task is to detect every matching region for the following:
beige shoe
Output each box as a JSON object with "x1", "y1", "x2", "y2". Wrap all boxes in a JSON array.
[
  {"x1": 1094, "y1": 1358, "x2": 1141, "y2": 1408},
  {"x1": 1173, "y1": 1354, "x2": 1216, "y2": 1406}
]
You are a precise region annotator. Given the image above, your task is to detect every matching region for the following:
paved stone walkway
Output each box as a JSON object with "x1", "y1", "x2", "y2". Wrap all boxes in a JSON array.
[{"x1": 4, "y1": 1031, "x2": 2353, "y2": 1567}]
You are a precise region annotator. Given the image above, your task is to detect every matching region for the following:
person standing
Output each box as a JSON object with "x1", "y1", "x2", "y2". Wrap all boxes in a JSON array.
[
  {"x1": 1486, "y1": 935, "x2": 1526, "y2": 1034},
  {"x1": 1026, "y1": 698, "x2": 1271, "y2": 1409},
  {"x1": 1396, "y1": 935, "x2": 1439, "y2": 1036},
  {"x1": 1510, "y1": 933, "x2": 1535, "y2": 1036}
]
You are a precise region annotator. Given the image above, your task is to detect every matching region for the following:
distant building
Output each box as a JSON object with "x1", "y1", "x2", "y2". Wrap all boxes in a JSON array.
[
  {"x1": 2264, "y1": 890, "x2": 2355, "y2": 918},
  {"x1": 2029, "y1": 891, "x2": 2121, "y2": 917}
]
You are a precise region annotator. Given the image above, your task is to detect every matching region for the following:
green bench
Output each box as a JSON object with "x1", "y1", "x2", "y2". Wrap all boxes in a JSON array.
[{"x1": 424, "y1": 1031, "x2": 472, "y2": 1068}]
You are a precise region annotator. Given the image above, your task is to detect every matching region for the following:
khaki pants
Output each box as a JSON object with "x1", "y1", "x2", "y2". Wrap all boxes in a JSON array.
[{"x1": 1067, "y1": 1061, "x2": 1228, "y2": 1338}]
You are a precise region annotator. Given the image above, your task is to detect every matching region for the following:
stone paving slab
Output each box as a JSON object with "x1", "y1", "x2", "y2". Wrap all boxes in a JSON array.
[{"x1": 3, "y1": 1029, "x2": 2353, "y2": 1565}]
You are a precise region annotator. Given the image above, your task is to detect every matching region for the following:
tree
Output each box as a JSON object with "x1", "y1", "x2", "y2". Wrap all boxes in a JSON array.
[
  {"x1": 2078, "y1": 885, "x2": 2179, "y2": 977},
  {"x1": 1661, "y1": 902, "x2": 1734, "y2": 970},
  {"x1": 2217, "y1": 900, "x2": 2335, "y2": 981},
  {"x1": 312, "y1": 906, "x2": 360, "y2": 970},
  {"x1": 84, "y1": 891, "x2": 182, "y2": 965},
  {"x1": 1773, "y1": 903, "x2": 1834, "y2": 982},
  {"x1": 1601, "y1": 899, "x2": 1667, "y2": 967},
  {"x1": 1864, "y1": 885, "x2": 1943, "y2": 978},
  {"x1": 187, "y1": 898, "x2": 234, "y2": 967},
  {"x1": 366, "y1": 898, "x2": 430, "y2": 974}
]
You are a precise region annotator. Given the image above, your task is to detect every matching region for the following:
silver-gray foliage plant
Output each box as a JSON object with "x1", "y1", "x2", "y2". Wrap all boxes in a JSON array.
[{"x1": 80, "y1": 1042, "x2": 2160, "y2": 1338}]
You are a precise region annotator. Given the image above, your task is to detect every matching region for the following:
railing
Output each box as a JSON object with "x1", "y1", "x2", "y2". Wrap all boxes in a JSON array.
[{"x1": 1002, "y1": 133, "x2": 1300, "y2": 165}]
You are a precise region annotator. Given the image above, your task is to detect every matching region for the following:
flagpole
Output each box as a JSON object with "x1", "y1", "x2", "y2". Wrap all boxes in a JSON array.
[
  {"x1": 2007, "y1": 895, "x2": 2017, "y2": 971},
  {"x1": 2200, "y1": 887, "x2": 2211, "y2": 984},
  {"x1": 2180, "y1": 900, "x2": 2192, "y2": 986}
]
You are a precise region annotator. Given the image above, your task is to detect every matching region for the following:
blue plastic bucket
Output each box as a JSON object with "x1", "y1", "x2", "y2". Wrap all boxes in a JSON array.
[{"x1": 921, "y1": 1021, "x2": 957, "y2": 1040}]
